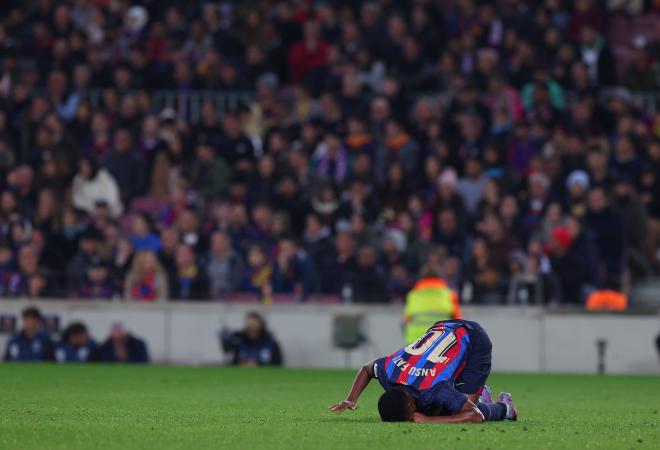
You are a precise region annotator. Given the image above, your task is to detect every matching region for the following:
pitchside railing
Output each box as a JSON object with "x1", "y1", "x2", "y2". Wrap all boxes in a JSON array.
[{"x1": 82, "y1": 90, "x2": 660, "y2": 123}]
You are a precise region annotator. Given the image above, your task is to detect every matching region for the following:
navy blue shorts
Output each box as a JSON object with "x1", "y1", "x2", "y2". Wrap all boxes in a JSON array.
[{"x1": 453, "y1": 320, "x2": 492, "y2": 395}]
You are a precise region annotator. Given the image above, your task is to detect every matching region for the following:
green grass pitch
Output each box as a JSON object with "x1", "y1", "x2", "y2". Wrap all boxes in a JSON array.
[{"x1": 0, "y1": 365, "x2": 658, "y2": 450}]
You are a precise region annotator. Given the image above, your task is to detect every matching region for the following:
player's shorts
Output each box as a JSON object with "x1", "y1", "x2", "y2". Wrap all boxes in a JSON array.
[{"x1": 453, "y1": 320, "x2": 492, "y2": 395}]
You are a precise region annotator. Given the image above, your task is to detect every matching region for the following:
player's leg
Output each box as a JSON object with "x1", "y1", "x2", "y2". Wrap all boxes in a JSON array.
[
  {"x1": 453, "y1": 321, "x2": 514, "y2": 421},
  {"x1": 454, "y1": 321, "x2": 492, "y2": 401}
]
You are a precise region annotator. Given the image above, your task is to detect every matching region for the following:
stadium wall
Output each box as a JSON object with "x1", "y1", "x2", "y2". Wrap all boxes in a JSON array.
[{"x1": 0, "y1": 301, "x2": 658, "y2": 374}]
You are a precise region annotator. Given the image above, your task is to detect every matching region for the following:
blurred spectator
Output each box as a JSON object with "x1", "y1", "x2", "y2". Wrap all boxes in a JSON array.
[
  {"x1": 548, "y1": 226, "x2": 594, "y2": 304},
  {"x1": 302, "y1": 213, "x2": 336, "y2": 292},
  {"x1": 349, "y1": 245, "x2": 389, "y2": 304},
  {"x1": 458, "y1": 157, "x2": 489, "y2": 217},
  {"x1": 124, "y1": 250, "x2": 169, "y2": 302},
  {"x1": 506, "y1": 251, "x2": 562, "y2": 305},
  {"x1": 71, "y1": 158, "x2": 123, "y2": 218},
  {"x1": 565, "y1": 170, "x2": 590, "y2": 219},
  {"x1": 169, "y1": 244, "x2": 208, "y2": 301},
  {"x1": 289, "y1": 21, "x2": 330, "y2": 82},
  {"x1": 579, "y1": 23, "x2": 616, "y2": 86},
  {"x1": 222, "y1": 311, "x2": 283, "y2": 366},
  {"x1": 585, "y1": 187, "x2": 625, "y2": 280},
  {"x1": 327, "y1": 230, "x2": 357, "y2": 295},
  {"x1": 243, "y1": 243, "x2": 272, "y2": 297},
  {"x1": 190, "y1": 143, "x2": 231, "y2": 200},
  {"x1": 93, "y1": 323, "x2": 149, "y2": 363},
  {"x1": 464, "y1": 237, "x2": 504, "y2": 304},
  {"x1": 611, "y1": 178, "x2": 652, "y2": 280},
  {"x1": 4, "y1": 307, "x2": 54, "y2": 362},
  {"x1": 54, "y1": 322, "x2": 96, "y2": 363},
  {"x1": 78, "y1": 257, "x2": 115, "y2": 300},
  {"x1": 206, "y1": 231, "x2": 244, "y2": 298},
  {"x1": 433, "y1": 209, "x2": 467, "y2": 260},
  {"x1": 622, "y1": 37, "x2": 658, "y2": 92},
  {"x1": 130, "y1": 213, "x2": 161, "y2": 253},
  {"x1": 272, "y1": 237, "x2": 315, "y2": 298},
  {"x1": 66, "y1": 227, "x2": 104, "y2": 293},
  {"x1": 479, "y1": 214, "x2": 521, "y2": 270},
  {"x1": 103, "y1": 129, "x2": 147, "y2": 203}
]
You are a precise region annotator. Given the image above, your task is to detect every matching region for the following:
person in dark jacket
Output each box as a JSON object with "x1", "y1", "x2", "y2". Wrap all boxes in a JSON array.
[
  {"x1": 4, "y1": 307, "x2": 54, "y2": 361},
  {"x1": 611, "y1": 178, "x2": 652, "y2": 281},
  {"x1": 548, "y1": 226, "x2": 593, "y2": 304},
  {"x1": 223, "y1": 312, "x2": 283, "y2": 366},
  {"x1": 565, "y1": 216, "x2": 600, "y2": 289},
  {"x1": 54, "y1": 322, "x2": 97, "y2": 363},
  {"x1": 169, "y1": 243, "x2": 209, "y2": 300},
  {"x1": 93, "y1": 323, "x2": 149, "y2": 363},
  {"x1": 585, "y1": 187, "x2": 624, "y2": 280},
  {"x1": 271, "y1": 237, "x2": 316, "y2": 298},
  {"x1": 102, "y1": 129, "x2": 147, "y2": 204},
  {"x1": 349, "y1": 245, "x2": 390, "y2": 303}
]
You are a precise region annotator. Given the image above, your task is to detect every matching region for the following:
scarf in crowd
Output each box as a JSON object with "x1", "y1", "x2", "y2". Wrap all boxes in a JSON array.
[
  {"x1": 345, "y1": 133, "x2": 372, "y2": 150},
  {"x1": 178, "y1": 265, "x2": 199, "y2": 300},
  {"x1": 250, "y1": 265, "x2": 273, "y2": 290},
  {"x1": 132, "y1": 271, "x2": 158, "y2": 301},
  {"x1": 385, "y1": 132, "x2": 410, "y2": 151}
]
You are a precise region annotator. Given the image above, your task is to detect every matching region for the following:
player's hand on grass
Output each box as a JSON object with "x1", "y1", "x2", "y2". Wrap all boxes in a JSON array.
[{"x1": 328, "y1": 400, "x2": 357, "y2": 413}]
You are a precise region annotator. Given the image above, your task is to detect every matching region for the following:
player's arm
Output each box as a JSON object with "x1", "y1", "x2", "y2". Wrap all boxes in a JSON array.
[
  {"x1": 412, "y1": 400, "x2": 484, "y2": 424},
  {"x1": 328, "y1": 358, "x2": 377, "y2": 413}
]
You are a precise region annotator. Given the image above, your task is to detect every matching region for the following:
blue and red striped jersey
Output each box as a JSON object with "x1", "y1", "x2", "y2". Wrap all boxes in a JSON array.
[
  {"x1": 379, "y1": 320, "x2": 470, "y2": 390},
  {"x1": 373, "y1": 321, "x2": 471, "y2": 414}
]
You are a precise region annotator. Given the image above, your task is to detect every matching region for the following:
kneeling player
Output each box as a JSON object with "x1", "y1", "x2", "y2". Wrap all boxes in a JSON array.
[{"x1": 329, "y1": 320, "x2": 517, "y2": 423}]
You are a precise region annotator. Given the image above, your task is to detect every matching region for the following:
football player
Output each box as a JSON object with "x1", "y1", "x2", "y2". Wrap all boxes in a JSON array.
[{"x1": 329, "y1": 320, "x2": 517, "y2": 423}]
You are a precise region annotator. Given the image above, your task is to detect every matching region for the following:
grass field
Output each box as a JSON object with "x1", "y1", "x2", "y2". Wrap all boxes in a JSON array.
[{"x1": 0, "y1": 365, "x2": 658, "y2": 450}]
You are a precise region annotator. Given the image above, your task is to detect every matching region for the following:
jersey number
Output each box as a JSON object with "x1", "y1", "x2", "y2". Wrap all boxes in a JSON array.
[{"x1": 404, "y1": 330, "x2": 457, "y2": 364}]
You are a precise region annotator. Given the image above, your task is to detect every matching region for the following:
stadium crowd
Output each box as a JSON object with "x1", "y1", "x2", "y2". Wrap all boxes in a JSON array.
[{"x1": 0, "y1": 0, "x2": 659, "y2": 306}]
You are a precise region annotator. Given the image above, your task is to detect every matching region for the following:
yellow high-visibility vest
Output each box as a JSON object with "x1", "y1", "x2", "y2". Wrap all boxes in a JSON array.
[{"x1": 403, "y1": 278, "x2": 462, "y2": 345}]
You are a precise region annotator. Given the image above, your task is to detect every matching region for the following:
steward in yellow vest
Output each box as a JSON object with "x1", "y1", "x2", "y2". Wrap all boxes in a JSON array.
[{"x1": 403, "y1": 267, "x2": 462, "y2": 344}]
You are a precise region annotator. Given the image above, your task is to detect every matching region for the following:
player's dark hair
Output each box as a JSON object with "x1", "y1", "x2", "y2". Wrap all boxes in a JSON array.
[{"x1": 378, "y1": 389, "x2": 410, "y2": 422}]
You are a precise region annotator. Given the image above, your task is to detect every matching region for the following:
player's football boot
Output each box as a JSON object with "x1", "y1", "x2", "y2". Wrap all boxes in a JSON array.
[
  {"x1": 479, "y1": 386, "x2": 493, "y2": 404},
  {"x1": 498, "y1": 392, "x2": 518, "y2": 421}
]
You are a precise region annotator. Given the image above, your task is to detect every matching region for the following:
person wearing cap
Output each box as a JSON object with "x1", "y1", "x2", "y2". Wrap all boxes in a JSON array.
[
  {"x1": 403, "y1": 265, "x2": 462, "y2": 345},
  {"x1": 4, "y1": 307, "x2": 54, "y2": 362},
  {"x1": 565, "y1": 170, "x2": 590, "y2": 219},
  {"x1": 78, "y1": 256, "x2": 116, "y2": 300}
]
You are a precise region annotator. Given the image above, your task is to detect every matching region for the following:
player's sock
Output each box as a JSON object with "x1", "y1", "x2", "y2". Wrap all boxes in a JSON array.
[{"x1": 477, "y1": 402, "x2": 508, "y2": 421}]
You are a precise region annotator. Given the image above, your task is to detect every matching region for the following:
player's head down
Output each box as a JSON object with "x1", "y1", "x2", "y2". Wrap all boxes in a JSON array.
[{"x1": 378, "y1": 389, "x2": 416, "y2": 422}]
